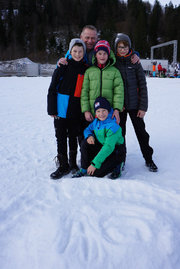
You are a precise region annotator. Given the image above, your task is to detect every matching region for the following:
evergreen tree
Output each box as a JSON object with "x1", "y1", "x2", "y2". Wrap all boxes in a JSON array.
[
  {"x1": 149, "y1": 0, "x2": 163, "y2": 46},
  {"x1": 0, "y1": 0, "x2": 180, "y2": 62},
  {"x1": 0, "y1": 12, "x2": 7, "y2": 58},
  {"x1": 133, "y1": 2, "x2": 149, "y2": 57}
]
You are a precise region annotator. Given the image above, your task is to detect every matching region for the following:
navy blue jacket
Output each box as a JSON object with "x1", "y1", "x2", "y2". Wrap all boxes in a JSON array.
[{"x1": 115, "y1": 50, "x2": 148, "y2": 111}]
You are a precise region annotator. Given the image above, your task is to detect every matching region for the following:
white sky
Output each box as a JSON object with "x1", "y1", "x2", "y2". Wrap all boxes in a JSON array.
[
  {"x1": 145, "y1": 0, "x2": 180, "y2": 6},
  {"x1": 124, "y1": 0, "x2": 180, "y2": 7}
]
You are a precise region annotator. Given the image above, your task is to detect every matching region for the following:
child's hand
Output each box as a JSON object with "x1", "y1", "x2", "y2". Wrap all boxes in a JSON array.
[
  {"x1": 87, "y1": 136, "x2": 95, "y2": 144},
  {"x1": 57, "y1": 58, "x2": 68, "y2": 67},
  {"x1": 85, "y1": 111, "x2": 94, "y2": 122},
  {"x1": 87, "y1": 165, "x2": 96, "y2": 175},
  {"x1": 137, "y1": 110, "x2": 145, "y2": 118},
  {"x1": 131, "y1": 54, "x2": 140, "y2": 64},
  {"x1": 112, "y1": 109, "x2": 120, "y2": 124}
]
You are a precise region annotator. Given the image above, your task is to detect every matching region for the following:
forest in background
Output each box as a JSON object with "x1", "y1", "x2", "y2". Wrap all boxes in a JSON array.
[{"x1": 0, "y1": 0, "x2": 180, "y2": 63}]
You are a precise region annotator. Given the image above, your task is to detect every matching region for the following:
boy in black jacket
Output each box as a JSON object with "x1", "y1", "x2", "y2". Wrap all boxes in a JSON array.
[
  {"x1": 114, "y1": 33, "x2": 158, "y2": 172},
  {"x1": 47, "y1": 38, "x2": 88, "y2": 179}
]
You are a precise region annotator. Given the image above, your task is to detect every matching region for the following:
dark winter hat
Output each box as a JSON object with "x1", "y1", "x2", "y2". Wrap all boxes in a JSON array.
[
  {"x1": 94, "y1": 97, "x2": 111, "y2": 112},
  {"x1": 69, "y1": 38, "x2": 86, "y2": 56},
  {"x1": 114, "y1": 33, "x2": 131, "y2": 52},
  {"x1": 94, "y1": 40, "x2": 111, "y2": 56}
]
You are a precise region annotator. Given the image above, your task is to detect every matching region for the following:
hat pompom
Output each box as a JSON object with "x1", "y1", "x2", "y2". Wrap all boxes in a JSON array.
[{"x1": 94, "y1": 40, "x2": 111, "y2": 56}]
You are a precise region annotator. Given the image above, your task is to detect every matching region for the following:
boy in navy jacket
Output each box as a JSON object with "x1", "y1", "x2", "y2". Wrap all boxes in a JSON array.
[{"x1": 115, "y1": 33, "x2": 158, "y2": 172}]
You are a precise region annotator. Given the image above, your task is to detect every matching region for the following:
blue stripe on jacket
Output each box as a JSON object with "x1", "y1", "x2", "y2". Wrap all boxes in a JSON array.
[
  {"x1": 57, "y1": 93, "x2": 70, "y2": 118},
  {"x1": 84, "y1": 109, "x2": 119, "y2": 139}
]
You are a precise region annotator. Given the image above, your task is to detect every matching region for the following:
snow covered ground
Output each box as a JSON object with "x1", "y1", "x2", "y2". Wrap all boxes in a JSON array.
[{"x1": 0, "y1": 76, "x2": 180, "y2": 269}]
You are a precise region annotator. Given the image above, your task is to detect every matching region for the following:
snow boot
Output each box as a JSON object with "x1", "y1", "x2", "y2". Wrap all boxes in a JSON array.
[
  {"x1": 146, "y1": 160, "x2": 158, "y2": 172},
  {"x1": 109, "y1": 162, "x2": 124, "y2": 180},
  {"x1": 69, "y1": 150, "x2": 79, "y2": 174},
  {"x1": 50, "y1": 154, "x2": 69, "y2": 179},
  {"x1": 72, "y1": 168, "x2": 87, "y2": 178}
]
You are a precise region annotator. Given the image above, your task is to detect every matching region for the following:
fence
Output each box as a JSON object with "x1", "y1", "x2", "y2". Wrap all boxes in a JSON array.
[{"x1": 0, "y1": 58, "x2": 56, "y2": 77}]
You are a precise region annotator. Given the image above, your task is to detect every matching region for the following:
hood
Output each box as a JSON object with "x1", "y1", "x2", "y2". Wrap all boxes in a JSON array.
[
  {"x1": 95, "y1": 108, "x2": 119, "y2": 133},
  {"x1": 96, "y1": 108, "x2": 115, "y2": 124},
  {"x1": 92, "y1": 50, "x2": 116, "y2": 68}
]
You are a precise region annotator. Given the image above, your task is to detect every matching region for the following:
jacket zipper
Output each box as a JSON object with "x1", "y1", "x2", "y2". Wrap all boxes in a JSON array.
[{"x1": 100, "y1": 69, "x2": 102, "y2": 96}]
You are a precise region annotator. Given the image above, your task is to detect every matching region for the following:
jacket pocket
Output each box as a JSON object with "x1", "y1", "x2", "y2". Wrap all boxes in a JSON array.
[{"x1": 74, "y1": 74, "x2": 84, "y2": 97}]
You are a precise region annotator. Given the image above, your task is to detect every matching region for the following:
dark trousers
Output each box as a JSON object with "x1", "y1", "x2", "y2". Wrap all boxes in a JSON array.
[
  {"x1": 80, "y1": 139, "x2": 126, "y2": 177},
  {"x1": 78, "y1": 115, "x2": 90, "y2": 146},
  {"x1": 119, "y1": 109, "x2": 153, "y2": 163},
  {"x1": 54, "y1": 117, "x2": 79, "y2": 156}
]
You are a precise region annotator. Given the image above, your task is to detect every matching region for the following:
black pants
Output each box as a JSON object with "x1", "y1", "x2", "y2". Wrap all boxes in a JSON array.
[
  {"x1": 80, "y1": 139, "x2": 126, "y2": 177},
  {"x1": 78, "y1": 115, "x2": 90, "y2": 146},
  {"x1": 119, "y1": 109, "x2": 153, "y2": 163},
  {"x1": 54, "y1": 117, "x2": 79, "y2": 156}
]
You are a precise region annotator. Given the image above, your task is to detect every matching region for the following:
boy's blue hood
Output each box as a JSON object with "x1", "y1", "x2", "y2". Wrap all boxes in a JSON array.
[
  {"x1": 95, "y1": 108, "x2": 118, "y2": 129},
  {"x1": 96, "y1": 108, "x2": 114, "y2": 122},
  {"x1": 84, "y1": 108, "x2": 120, "y2": 139}
]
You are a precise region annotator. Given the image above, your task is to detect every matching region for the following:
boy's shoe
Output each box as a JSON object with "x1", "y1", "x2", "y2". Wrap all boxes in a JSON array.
[
  {"x1": 50, "y1": 165, "x2": 69, "y2": 180},
  {"x1": 109, "y1": 162, "x2": 124, "y2": 180},
  {"x1": 70, "y1": 164, "x2": 79, "y2": 174},
  {"x1": 146, "y1": 160, "x2": 158, "y2": 172},
  {"x1": 51, "y1": 154, "x2": 70, "y2": 179},
  {"x1": 72, "y1": 168, "x2": 87, "y2": 178}
]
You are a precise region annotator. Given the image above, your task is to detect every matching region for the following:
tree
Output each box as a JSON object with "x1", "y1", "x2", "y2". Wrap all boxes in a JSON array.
[
  {"x1": 149, "y1": 0, "x2": 163, "y2": 46},
  {"x1": 0, "y1": 13, "x2": 7, "y2": 58},
  {"x1": 133, "y1": 2, "x2": 149, "y2": 57}
]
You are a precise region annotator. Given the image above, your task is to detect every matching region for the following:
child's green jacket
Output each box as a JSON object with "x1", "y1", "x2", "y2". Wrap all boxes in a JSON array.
[{"x1": 81, "y1": 51, "x2": 124, "y2": 116}]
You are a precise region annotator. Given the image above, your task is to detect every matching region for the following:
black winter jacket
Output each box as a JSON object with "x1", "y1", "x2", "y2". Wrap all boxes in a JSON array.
[
  {"x1": 115, "y1": 50, "x2": 148, "y2": 111},
  {"x1": 47, "y1": 59, "x2": 88, "y2": 118}
]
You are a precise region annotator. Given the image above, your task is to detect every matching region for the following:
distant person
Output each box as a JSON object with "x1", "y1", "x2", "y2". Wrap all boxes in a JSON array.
[
  {"x1": 47, "y1": 38, "x2": 88, "y2": 179},
  {"x1": 152, "y1": 62, "x2": 156, "y2": 77},
  {"x1": 114, "y1": 33, "x2": 158, "y2": 172},
  {"x1": 57, "y1": 25, "x2": 140, "y2": 66},
  {"x1": 162, "y1": 67, "x2": 167, "y2": 77},
  {"x1": 158, "y1": 63, "x2": 163, "y2": 77},
  {"x1": 73, "y1": 97, "x2": 125, "y2": 179},
  {"x1": 174, "y1": 63, "x2": 179, "y2": 77}
]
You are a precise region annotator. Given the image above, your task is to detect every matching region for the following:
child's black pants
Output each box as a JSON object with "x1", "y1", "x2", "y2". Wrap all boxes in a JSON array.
[
  {"x1": 54, "y1": 117, "x2": 79, "y2": 156},
  {"x1": 80, "y1": 139, "x2": 125, "y2": 177},
  {"x1": 120, "y1": 109, "x2": 153, "y2": 163}
]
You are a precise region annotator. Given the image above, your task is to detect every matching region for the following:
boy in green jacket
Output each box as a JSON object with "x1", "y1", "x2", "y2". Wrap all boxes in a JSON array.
[
  {"x1": 81, "y1": 40, "x2": 124, "y2": 125},
  {"x1": 73, "y1": 97, "x2": 125, "y2": 179}
]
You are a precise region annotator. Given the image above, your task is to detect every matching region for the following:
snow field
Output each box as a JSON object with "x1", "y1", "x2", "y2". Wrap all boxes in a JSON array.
[{"x1": 0, "y1": 77, "x2": 180, "y2": 269}]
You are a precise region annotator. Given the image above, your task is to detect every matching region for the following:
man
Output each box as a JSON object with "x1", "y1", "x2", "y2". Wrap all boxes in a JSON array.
[
  {"x1": 58, "y1": 25, "x2": 139, "y2": 66},
  {"x1": 58, "y1": 25, "x2": 98, "y2": 66},
  {"x1": 80, "y1": 25, "x2": 98, "y2": 64}
]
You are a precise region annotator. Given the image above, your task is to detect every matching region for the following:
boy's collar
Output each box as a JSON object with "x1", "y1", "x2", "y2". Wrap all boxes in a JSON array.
[
  {"x1": 97, "y1": 63, "x2": 106, "y2": 69},
  {"x1": 117, "y1": 49, "x2": 132, "y2": 58}
]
